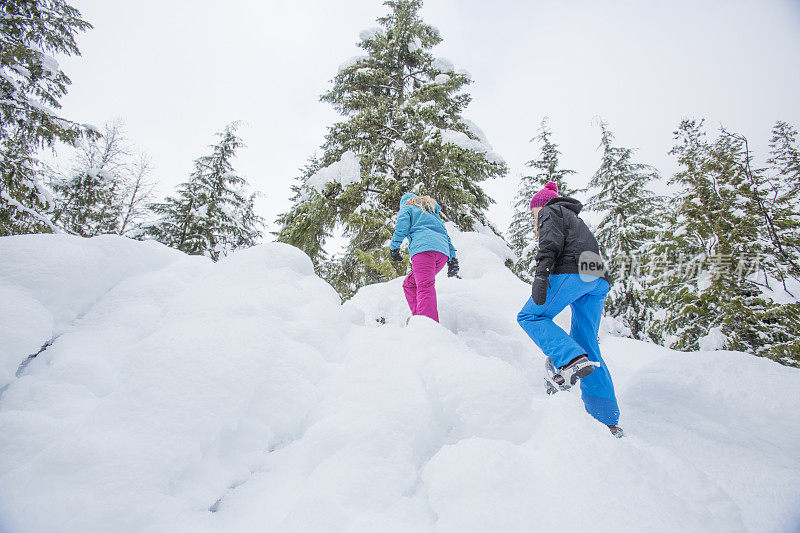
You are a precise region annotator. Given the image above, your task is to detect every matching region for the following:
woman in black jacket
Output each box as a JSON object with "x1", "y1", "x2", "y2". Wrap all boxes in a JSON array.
[{"x1": 517, "y1": 182, "x2": 622, "y2": 437}]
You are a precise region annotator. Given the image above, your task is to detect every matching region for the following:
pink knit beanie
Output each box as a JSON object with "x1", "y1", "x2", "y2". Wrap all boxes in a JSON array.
[{"x1": 530, "y1": 181, "x2": 559, "y2": 209}]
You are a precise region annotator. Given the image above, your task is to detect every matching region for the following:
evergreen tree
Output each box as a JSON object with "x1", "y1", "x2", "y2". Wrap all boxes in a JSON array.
[
  {"x1": 0, "y1": 0, "x2": 94, "y2": 235},
  {"x1": 696, "y1": 131, "x2": 767, "y2": 353},
  {"x1": 276, "y1": 0, "x2": 507, "y2": 298},
  {"x1": 586, "y1": 120, "x2": 665, "y2": 339},
  {"x1": 51, "y1": 166, "x2": 122, "y2": 236},
  {"x1": 147, "y1": 123, "x2": 264, "y2": 261},
  {"x1": 508, "y1": 118, "x2": 575, "y2": 282},
  {"x1": 648, "y1": 120, "x2": 798, "y2": 365},
  {"x1": 722, "y1": 124, "x2": 800, "y2": 365},
  {"x1": 49, "y1": 120, "x2": 155, "y2": 237},
  {"x1": 763, "y1": 121, "x2": 800, "y2": 284},
  {"x1": 647, "y1": 120, "x2": 715, "y2": 348}
]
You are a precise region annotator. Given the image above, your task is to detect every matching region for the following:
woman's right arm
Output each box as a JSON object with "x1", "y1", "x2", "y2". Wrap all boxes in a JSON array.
[{"x1": 530, "y1": 208, "x2": 565, "y2": 304}]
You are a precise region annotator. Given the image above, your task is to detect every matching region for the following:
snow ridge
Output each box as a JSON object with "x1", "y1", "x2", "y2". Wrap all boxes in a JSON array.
[{"x1": 0, "y1": 231, "x2": 799, "y2": 532}]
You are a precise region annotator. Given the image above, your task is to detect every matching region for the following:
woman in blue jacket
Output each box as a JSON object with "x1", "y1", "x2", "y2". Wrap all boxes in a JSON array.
[{"x1": 389, "y1": 193, "x2": 459, "y2": 322}]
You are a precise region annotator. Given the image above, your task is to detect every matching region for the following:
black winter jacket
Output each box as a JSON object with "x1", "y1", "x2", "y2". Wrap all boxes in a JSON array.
[{"x1": 534, "y1": 197, "x2": 610, "y2": 282}]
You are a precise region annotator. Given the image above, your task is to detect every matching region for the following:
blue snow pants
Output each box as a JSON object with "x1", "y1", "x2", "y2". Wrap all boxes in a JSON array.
[{"x1": 517, "y1": 273, "x2": 620, "y2": 426}]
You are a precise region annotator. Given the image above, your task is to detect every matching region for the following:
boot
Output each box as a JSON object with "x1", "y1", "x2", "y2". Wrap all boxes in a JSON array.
[{"x1": 550, "y1": 355, "x2": 597, "y2": 390}]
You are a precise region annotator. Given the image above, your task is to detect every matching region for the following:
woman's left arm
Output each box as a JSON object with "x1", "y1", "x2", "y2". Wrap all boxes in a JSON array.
[{"x1": 390, "y1": 206, "x2": 412, "y2": 250}]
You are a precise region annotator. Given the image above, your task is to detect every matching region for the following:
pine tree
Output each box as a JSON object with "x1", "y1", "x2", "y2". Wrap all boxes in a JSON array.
[
  {"x1": 51, "y1": 166, "x2": 122, "y2": 236},
  {"x1": 586, "y1": 120, "x2": 665, "y2": 339},
  {"x1": 647, "y1": 120, "x2": 716, "y2": 348},
  {"x1": 147, "y1": 123, "x2": 264, "y2": 261},
  {"x1": 524, "y1": 118, "x2": 580, "y2": 198},
  {"x1": 762, "y1": 122, "x2": 800, "y2": 365},
  {"x1": 763, "y1": 121, "x2": 800, "y2": 284},
  {"x1": 0, "y1": 0, "x2": 95, "y2": 235},
  {"x1": 648, "y1": 120, "x2": 798, "y2": 365},
  {"x1": 722, "y1": 124, "x2": 800, "y2": 366},
  {"x1": 276, "y1": 0, "x2": 507, "y2": 298},
  {"x1": 508, "y1": 118, "x2": 576, "y2": 282},
  {"x1": 49, "y1": 120, "x2": 155, "y2": 237},
  {"x1": 697, "y1": 131, "x2": 767, "y2": 353}
]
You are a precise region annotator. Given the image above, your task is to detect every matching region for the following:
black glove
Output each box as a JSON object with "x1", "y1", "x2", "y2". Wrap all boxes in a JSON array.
[
  {"x1": 535, "y1": 258, "x2": 553, "y2": 278},
  {"x1": 390, "y1": 248, "x2": 402, "y2": 262},
  {"x1": 531, "y1": 275, "x2": 549, "y2": 305},
  {"x1": 447, "y1": 257, "x2": 460, "y2": 277}
]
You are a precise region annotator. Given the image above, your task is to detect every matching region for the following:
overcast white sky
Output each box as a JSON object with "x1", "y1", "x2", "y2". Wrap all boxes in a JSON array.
[{"x1": 57, "y1": 0, "x2": 800, "y2": 233}]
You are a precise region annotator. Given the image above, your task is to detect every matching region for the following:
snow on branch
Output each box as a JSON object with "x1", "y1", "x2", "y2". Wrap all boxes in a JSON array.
[
  {"x1": 439, "y1": 127, "x2": 505, "y2": 164},
  {"x1": 431, "y1": 57, "x2": 454, "y2": 73},
  {"x1": 359, "y1": 27, "x2": 386, "y2": 41},
  {"x1": 338, "y1": 55, "x2": 368, "y2": 73},
  {"x1": 306, "y1": 151, "x2": 362, "y2": 193}
]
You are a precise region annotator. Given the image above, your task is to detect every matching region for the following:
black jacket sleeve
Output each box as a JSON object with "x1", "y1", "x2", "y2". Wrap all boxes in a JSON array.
[{"x1": 534, "y1": 207, "x2": 565, "y2": 277}]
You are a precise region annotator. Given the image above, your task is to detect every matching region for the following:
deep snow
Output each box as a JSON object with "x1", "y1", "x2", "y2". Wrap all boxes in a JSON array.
[{"x1": 1, "y1": 228, "x2": 799, "y2": 533}]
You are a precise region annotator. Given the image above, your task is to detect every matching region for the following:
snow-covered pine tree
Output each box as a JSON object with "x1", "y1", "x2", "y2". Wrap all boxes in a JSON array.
[
  {"x1": 0, "y1": 0, "x2": 95, "y2": 235},
  {"x1": 697, "y1": 131, "x2": 769, "y2": 353},
  {"x1": 763, "y1": 121, "x2": 800, "y2": 285},
  {"x1": 51, "y1": 166, "x2": 122, "y2": 236},
  {"x1": 276, "y1": 0, "x2": 507, "y2": 298},
  {"x1": 722, "y1": 124, "x2": 800, "y2": 366},
  {"x1": 648, "y1": 120, "x2": 796, "y2": 364},
  {"x1": 49, "y1": 120, "x2": 155, "y2": 237},
  {"x1": 508, "y1": 118, "x2": 576, "y2": 282},
  {"x1": 647, "y1": 120, "x2": 716, "y2": 348},
  {"x1": 147, "y1": 123, "x2": 264, "y2": 261},
  {"x1": 762, "y1": 122, "x2": 800, "y2": 365},
  {"x1": 586, "y1": 120, "x2": 665, "y2": 339}
]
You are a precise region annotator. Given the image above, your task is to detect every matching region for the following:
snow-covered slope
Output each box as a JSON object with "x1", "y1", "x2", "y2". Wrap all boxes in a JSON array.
[{"x1": 1, "y1": 230, "x2": 798, "y2": 533}]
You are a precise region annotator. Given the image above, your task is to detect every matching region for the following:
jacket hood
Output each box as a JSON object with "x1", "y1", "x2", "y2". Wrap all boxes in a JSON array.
[
  {"x1": 545, "y1": 196, "x2": 582, "y2": 215},
  {"x1": 400, "y1": 192, "x2": 416, "y2": 208}
]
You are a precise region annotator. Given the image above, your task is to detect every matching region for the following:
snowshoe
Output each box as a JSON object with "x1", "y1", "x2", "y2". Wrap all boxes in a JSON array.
[
  {"x1": 544, "y1": 355, "x2": 598, "y2": 394},
  {"x1": 608, "y1": 425, "x2": 624, "y2": 438},
  {"x1": 544, "y1": 357, "x2": 560, "y2": 395}
]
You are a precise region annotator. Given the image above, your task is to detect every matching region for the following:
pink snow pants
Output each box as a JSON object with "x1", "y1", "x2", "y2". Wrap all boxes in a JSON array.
[{"x1": 403, "y1": 250, "x2": 449, "y2": 322}]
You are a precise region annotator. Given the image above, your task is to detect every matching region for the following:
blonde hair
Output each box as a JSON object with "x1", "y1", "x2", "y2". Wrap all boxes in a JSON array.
[{"x1": 405, "y1": 195, "x2": 436, "y2": 212}]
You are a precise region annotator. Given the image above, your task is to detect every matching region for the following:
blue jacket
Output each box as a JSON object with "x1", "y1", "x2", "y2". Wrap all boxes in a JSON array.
[{"x1": 390, "y1": 193, "x2": 456, "y2": 259}]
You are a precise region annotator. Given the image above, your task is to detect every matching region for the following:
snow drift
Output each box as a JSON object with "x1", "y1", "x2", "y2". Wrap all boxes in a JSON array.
[{"x1": 0, "y1": 229, "x2": 799, "y2": 532}]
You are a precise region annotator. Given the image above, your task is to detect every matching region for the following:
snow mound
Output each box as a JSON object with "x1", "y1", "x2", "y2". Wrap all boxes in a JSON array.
[
  {"x1": 0, "y1": 235, "x2": 183, "y2": 388},
  {"x1": 0, "y1": 236, "x2": 349, "y2": 532},
  {"x1": 1, "y1": 228, "x2": 799, "y2": 532}
]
